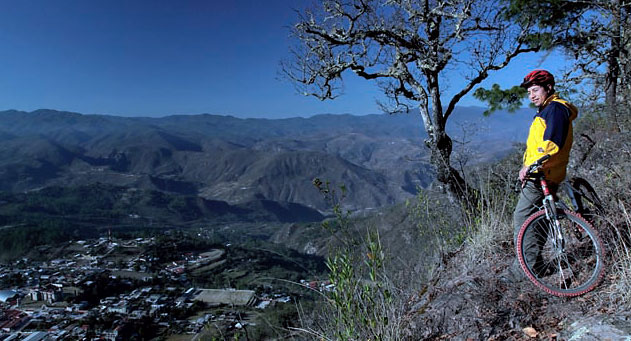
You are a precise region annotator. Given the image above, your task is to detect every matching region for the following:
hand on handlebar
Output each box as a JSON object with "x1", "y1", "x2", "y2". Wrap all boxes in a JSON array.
[
  {"x1": 519, "y1": 166, "x2": 529, "y2": 182},
  {"x1": 520, "y1": 154, "x2": 551, "y2": 187}
]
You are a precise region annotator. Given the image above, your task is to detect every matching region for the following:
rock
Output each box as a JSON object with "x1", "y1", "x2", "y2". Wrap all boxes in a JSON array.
[
  {"x1": 523, "y1": 326, "x2": 538, "y2": 338},
  {"x1": 561, "y1": 314, "x2": 631, "y2": 340}
]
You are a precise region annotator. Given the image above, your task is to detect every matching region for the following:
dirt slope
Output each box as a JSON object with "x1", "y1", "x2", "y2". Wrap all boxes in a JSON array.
[{"x1": 404, "y1": 242, "x2": 631, "y2": 340}]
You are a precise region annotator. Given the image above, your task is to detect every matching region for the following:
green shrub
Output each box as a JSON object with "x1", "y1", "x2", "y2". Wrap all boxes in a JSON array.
[{"x1": 303, "y1": 178, "x2": 406, "y2": 340}]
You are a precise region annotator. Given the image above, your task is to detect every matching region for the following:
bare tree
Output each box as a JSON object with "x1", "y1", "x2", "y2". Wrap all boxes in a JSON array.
[{"x1": 282, "y1": 0, "x2": 541, "y2": 204}]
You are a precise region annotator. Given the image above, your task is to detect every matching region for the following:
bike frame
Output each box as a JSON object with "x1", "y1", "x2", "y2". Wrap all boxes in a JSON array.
[
  {"x1": 558, "y1": 180, "x2": 579, "y2": 212},
  {"x1": 540, "y1": 177, "x2": 558, "y2": 220},
  {"x1": 539, "y1": 177, "x2": 566, "y2": 253}
]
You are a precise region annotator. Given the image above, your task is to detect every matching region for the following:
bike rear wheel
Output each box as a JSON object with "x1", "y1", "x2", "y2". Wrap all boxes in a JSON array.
[
  {"x1": 517, "y1": 209, "x2": 606, "y2": 297},
  {"x1": 570, "y1": 177, "x2": 604, "y2": 223}
]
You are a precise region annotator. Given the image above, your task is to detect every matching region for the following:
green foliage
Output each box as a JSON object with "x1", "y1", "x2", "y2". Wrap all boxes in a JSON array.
[
  {"x1": 504, "y1": 0, "x2": 589, "y2": 45},
  {"x1": 325, "y1": 231, "x2": 396, "y2": 340},
  {"x1": 313, "y1": 178, "x2": 349, "y2": 233},
  {"x1": 408, "y1": 189, "x2": 463, "y2": 255},
  {"x1": 271, "y1": 303, "x2": 301, "y2": 335},
  {"x1": 503, "y1": 0, "x2": 629, "y2": 112},
  {"x1": 310, "y1": 178, "x2": 402, "y2": 341},
  {"x1": 187, "y1": 238, "x2": 326, "y2": 292},
  {"x1": 0, "y1": 182, "x2": 320, "y2": 260},
  {"x1": 522, "y1": 32, "x2": 556, "y2": 50},
  {"x1": 474, "y1": 81, "x2": 577, "y2": 116},
  {"x1": 0, "y1": 221, "x2": 95, "y2": 261},
  {"x1": 473, "y1": 84, "x2": 527, "y2": 116}
]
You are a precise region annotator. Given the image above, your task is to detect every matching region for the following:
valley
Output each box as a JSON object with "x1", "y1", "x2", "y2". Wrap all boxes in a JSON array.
[
  {"x1": 0, "y1": 108, "x2": 531, "y2": 339},
  {"x1": 0, "y1": 108, "x2": 530, "y2": 211}
]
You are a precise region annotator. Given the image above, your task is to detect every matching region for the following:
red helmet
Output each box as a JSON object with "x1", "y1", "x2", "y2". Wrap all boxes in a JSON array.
[{"x1": 520, "y1": 70, "x2": 555, "y2": 88}]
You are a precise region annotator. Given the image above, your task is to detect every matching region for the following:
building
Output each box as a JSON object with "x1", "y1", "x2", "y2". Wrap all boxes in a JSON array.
[
  {"x1": 0, "y1": 290, "x2": 18, "y2": 303},
  {"x1": 193, "y1": 289, "x2": 256, "y2": 307},
  {"x1": 29, "y1": 287, "x2": 63, "y2": 304},
  {"x1": 0, "y1": 310, "x2": 30, "y2": 333},
  {"x1": 22, "y1": 332, "x2": 50, "y2": 341}
]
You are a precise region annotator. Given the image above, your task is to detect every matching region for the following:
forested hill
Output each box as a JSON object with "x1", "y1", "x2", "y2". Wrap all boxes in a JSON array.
[{"x1": 0, "y1": 107, "x2": 531, "y2": 211}]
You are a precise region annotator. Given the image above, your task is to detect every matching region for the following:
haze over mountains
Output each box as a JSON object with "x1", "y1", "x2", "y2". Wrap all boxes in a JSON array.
[{"x1": 0, "y1": 108, "x2": 532, "y2": 212}]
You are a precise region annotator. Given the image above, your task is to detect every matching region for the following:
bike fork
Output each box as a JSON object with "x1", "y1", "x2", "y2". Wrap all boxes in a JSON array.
[{"x1": 544, "y1": 196, "x2": 565, "y2": 250}]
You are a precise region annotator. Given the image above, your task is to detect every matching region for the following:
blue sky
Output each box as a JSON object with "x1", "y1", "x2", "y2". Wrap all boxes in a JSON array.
[{"x1": 0, "y1": 0, "x2": 566, "y2": 118}]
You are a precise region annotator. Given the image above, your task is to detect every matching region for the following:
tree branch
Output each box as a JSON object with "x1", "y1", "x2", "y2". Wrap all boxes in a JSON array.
[{"x1": 444, "y1": 45, "x2": 540, "y2": 120}]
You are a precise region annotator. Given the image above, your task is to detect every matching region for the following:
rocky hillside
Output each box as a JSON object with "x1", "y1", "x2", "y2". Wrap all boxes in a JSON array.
[
  {"x1": 298, "y1": 115, "x2": 631, "y2": 339},
  {"x1": 402, "y1": 121, "x2": 631, "y2": 339},
  {"x1": 405, "y1": 242, "x2": 631, "y2": 339}
]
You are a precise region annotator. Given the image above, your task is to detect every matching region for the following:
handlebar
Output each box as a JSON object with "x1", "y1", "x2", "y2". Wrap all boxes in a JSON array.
[
  {"x1": 518, "y1": 155, "x2": 551, "y2": 190},
  {"x1": 526, "y1": 154, "x2": 550, "y2": 177}
]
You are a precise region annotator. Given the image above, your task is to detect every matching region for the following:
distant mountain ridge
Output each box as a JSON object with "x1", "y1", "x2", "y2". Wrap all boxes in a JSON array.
[{"x1": 0, "y1": 108, "x2": 531, "y2": 211}]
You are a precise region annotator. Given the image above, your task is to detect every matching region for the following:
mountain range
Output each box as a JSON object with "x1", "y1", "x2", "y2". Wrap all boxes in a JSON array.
[{"x1": 0, "y1": 107, "x2": 533, "y2": 212}]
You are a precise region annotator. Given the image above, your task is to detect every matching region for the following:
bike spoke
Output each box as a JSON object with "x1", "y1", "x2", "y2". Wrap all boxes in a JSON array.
[{"x1": 518, "y1": 210, "x2": 605, "y2": 296}]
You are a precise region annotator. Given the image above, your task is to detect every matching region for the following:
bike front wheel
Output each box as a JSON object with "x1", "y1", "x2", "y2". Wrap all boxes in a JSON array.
[{"x1": 517, "y1": 209, "x2": 606, "y2": 297}]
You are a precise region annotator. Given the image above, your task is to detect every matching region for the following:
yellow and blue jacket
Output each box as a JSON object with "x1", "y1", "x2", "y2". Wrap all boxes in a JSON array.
[{"x1": 523, "y1": 94, "x2": 578, "y2": 185}]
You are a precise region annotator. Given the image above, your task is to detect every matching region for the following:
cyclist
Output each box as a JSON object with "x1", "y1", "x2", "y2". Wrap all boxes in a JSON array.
[{"x1": 512, "y1": 70, "x2": 578, "y2": 277}]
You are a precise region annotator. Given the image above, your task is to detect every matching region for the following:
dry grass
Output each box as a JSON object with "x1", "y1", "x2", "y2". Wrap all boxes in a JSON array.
[
  {"x1": 463, "y1": 171, "x2": 515, "y2": 265},
  {"x1": 602, "y1": 202, "x2": 631, "y2": 307},
  {"x1": 569, "y1": 113, "x2": 631, "y2": 308}
]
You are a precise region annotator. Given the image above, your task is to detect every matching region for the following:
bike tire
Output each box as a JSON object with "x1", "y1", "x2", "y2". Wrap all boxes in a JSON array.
[{"x1": 516, "y1": 209, "x2": 606, "y2": 297}]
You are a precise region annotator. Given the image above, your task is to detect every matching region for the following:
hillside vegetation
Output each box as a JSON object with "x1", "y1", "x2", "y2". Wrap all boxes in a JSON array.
[
  {"x1": 0, "y1": 183, "x2": 324, "y2": 260},
  {"x1": 301, "y1": 108, "x2": 631, "y2": 339}
]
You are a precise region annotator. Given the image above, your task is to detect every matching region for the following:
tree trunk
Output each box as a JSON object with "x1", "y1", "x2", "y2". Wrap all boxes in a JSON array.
[
  {"x1": 606, "y1": 0, "x2": 622, "y2": 131},
  {"x1": 622, "y1": 4, "x2": 631, "y2": 102},
  {"x1": 421, "y1": 111, "x2": 476, "y2": 207},
  {"x1": 430, "y1": 132, "x2": 475, "y2": 204},
  {"x1": 418, "y1": 74, "x2": 477, "y2": 207}
]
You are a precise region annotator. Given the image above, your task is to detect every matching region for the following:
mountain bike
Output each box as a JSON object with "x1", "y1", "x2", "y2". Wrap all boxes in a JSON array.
[
  {"x1": 558, "y1": 176, "x2": 604, "y2": 224},
  {"x1": 516, "y1": 155, "x2": 606, "y2": 297}
]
